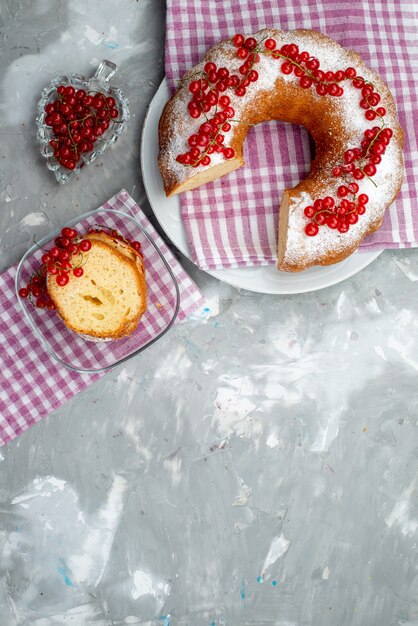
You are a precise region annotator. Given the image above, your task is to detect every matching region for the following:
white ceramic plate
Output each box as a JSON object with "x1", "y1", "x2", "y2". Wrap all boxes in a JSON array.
[{"x1": 140, "y1": 78, "x2": 382, "y2": 294}]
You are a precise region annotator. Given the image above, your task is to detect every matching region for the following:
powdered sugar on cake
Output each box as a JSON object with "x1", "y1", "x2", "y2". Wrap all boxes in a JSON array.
[{"x1": 284, "y1": 135, "x2": 403, "y2": 264}]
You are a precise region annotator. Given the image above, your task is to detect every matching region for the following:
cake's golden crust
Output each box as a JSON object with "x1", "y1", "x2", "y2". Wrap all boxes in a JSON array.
[{"x1": 158, "y1": 28, "x2": 404, "y2": 272}]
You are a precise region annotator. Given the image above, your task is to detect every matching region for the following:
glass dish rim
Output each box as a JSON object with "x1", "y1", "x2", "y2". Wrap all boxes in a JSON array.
[{"x1": 15, "y1": 206, "x2": 181, "y2": 374}]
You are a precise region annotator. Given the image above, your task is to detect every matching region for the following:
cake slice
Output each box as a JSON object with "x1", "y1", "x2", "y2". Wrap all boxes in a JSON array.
[{"x1": 47, "y1": 239, "x2": 147, "y2": 341}]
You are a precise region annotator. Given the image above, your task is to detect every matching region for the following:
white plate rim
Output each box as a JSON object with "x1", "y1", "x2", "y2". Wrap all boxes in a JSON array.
[{"x1": 140, "y1": 78, "x2": 383, "y2": 295}]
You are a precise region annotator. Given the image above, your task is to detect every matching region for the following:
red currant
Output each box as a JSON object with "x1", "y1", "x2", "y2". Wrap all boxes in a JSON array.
[
  {"x1": 358, "y1": 194, "x2": 369, "y2": 205},
  {"x1": 281, "y1": 62, "x2": 292, "y2": 75},
  {"x1": 353, "y1": 77, "x2": 364, "y2": 88},
  {"x1": 316, "y1": 84, "x2": 328, "y2": 96},
  {"x1": 217, "y1": 67, "x2": 229, "y2": 80},
  {"x1": 93, "y1": 95, "x2": 105, "y2": 110},
  {"x1": 369, "y1": 93, "x2": 381, "y2": 106},
  {"x1": 300, "y1": 76, "x2": 312, "y2": 89},
  {"x1": 204, "y1": 62, "x2": 217, "y2": 75},
  {"x1": 223, "y1": 147, "x2": 235, "y2": 159},
  {"x1": 337, "y1": 185, "x2": 349, "y2": 197},
  {"x1": 353, "y1": 169, "x2": 365, "y2": 180},
  {"x1": 362, "y1": 85, "x2": 374, "y2": 98},
  {"x1": 59, "y1": 250, "x2": 71, "y2": 262},
  {"x1": 244, "y1": 37, "x2": 257, "y2": 50},
  {"x1": 68, "y1": 242, "x2": 79, "y2": 254},
  {"x1": 189, "y1": 80, "x2": 200, "y2": 94},
  {"x1": 78, "y1": 239, "x2": 92, "y2": 252},
  {"x1": 326, "y1": 215, "x2": 339, "y2": 229},
  {"x1": 56, "y1": 273, "x2": 69, "y2": 287},
  {"x1": 305, "y1": 223, "x2": 319, "y2": 236},
  {"x1": 322, "y1": 196, "x2": 335, "y2": 209},
  {"x1": 59, "y1": 261, "x2": 72, "y2": 271},
  {"x1": 338, "y1": 221, "x2": 349, "y2": 233},
  {"x1": 365, "y1": 110, "x2": 377, "y2": 120},
  {"x1": 237, "y1": 47, "x2": 248, "y2": 60},
  {"x1": 306, "y1": 58, "x2": 320, "y2": 71},
  {"x1": 363, "y1": 163, "x2": 377, "y2": 176},
  {"x1": 264, "y1": 38, "x2": 276, "y2": 50},
  {"x1": 344, "y1": 149, "x2": 356, "y2": 164},
  {"x1": 287, "y1": 44, "x2": 299, "y2": 59},
  {"x1": 233, "y1": 34, "x2": 245, "y2": 47},
  {"x1": 61, "y1": 227, "x2": 77, "y2": 239},
  {"x1": 327, "y1": 84, "x2": 339, "y2": 96},
  {"x1": 347, "y1": 213, "x2": 359, "y2": 224}
]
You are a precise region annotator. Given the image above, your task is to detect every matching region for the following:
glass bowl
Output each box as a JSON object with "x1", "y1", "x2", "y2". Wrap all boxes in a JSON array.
[
  {"x1": 36, "y1": 60, "x2": 130, "y2": 184},
  {"x1": 15, "y1": 207, "x2": 180, "y2": 373}
]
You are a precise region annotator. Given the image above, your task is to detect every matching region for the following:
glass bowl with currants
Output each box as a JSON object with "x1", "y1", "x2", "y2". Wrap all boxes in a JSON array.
[
  {"x1": 36, "y1": 60, "x2": 130, "y2": 183},
  {"x1": 15, "y1": 206, "x2": 180, "y2": 373}
]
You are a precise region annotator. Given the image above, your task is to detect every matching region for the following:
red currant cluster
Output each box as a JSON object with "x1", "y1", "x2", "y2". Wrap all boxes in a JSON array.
[
  {"x1": 262, "y1": 38, "x2": 349, "y2": 95},
  {"x1": 18, "y1": 273, "x2": 56, "y2": 310},
  {"x1": 176, "y1": 62, "x2": 238, "y2": 167},
  {"x1": 352, "y1": 78, "x2": 386, "y2": 118},
  {"x1": 44, "y1": 85, "x2": 119, "y2": 170},
  {"x1": 300, "y1": 125, "x2": 393, "y2": 236},
  {"x1": 304, "y1": 189, "x2": 369, "y2": 236},
  {"x1": 332, "y1": 126, "x2": 393, "y2": 181}
]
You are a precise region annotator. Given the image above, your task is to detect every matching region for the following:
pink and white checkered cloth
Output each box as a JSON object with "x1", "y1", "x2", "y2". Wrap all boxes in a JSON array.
[
  {"x1": 0, "y1": 190, "x2": 203, "y2": 447},
  {"x1": 166, "y1": 0, "x2": 418, "y2": 269}
]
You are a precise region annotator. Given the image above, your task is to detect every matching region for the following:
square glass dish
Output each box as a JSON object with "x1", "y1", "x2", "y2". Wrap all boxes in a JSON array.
[
  {"x1": 15, "y1": 207, "x2": 180, "y2": 373},
  {"x1": 36, "y1": 59, "x2": 130, "y2": 184}
]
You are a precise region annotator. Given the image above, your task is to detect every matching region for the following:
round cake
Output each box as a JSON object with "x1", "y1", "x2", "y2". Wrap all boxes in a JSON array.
[{"x1": 158, "y1": 28, "x2": 404, "y2": 272}]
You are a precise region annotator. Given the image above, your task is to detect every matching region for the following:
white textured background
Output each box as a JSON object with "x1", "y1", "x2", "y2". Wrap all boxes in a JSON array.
[{"x1": 0, "y1": 1, "x2": 417, "y2": 625}]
